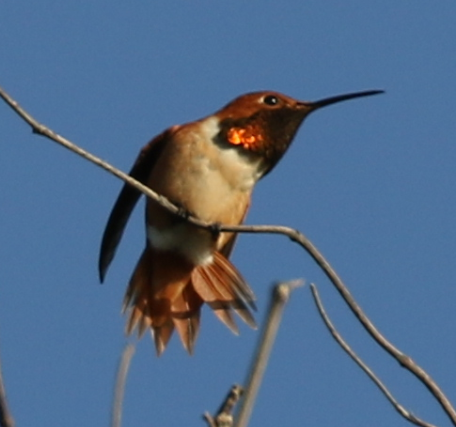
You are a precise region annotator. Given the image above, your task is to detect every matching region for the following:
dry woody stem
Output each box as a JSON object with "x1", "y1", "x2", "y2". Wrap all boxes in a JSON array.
[
  {"x1": 310, "y1": 284, "x2": 437, "y2": 427},
  {"x1": 111, "y1": 343, "x2": 136, "y2": 427},
  {"x1": 235, "y1": 280, "x2": 302, "y2": 427},
  {"x1": 203, "y1": 385, "x2": 243, "y2": 427}
]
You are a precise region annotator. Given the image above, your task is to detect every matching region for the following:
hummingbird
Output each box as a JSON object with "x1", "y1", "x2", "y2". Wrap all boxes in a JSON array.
[{"x1": 98, "y1": 89, "x2": 382, "y2": 355}]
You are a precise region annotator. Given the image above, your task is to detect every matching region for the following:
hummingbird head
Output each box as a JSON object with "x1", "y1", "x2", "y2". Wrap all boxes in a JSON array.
[{"x1": 214, "y1": 89, "x2": 383, "y2": 176}]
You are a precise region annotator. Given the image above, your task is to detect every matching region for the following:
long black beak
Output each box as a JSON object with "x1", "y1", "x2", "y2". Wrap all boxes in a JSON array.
[{"x1": 303, "y1": 89, "x2": 384, "y2": 111}]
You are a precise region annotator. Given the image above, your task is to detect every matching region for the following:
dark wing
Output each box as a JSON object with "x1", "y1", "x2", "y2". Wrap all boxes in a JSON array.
[{"x1": 98, "y1": 128, "x2": 173, "y2": 282}]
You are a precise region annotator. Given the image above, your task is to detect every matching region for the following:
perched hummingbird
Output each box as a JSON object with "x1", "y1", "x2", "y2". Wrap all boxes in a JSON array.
[{"x1": 99, "y1": 89, "x2": 382, "y2": 355}]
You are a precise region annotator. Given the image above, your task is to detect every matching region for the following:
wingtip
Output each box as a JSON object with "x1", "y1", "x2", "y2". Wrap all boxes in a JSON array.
[
  {"x1": 99, "y1": 270, "x2": 105, "y2": 284},
  {"x1": 98, "y1": 254, "x2": 109, "y2": 283}
]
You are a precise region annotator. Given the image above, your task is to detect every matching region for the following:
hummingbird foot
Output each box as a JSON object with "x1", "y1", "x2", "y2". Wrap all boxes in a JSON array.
[
  {"x1": 209, "y1": 222, "x2": 221, "y2": 240},
  {"x1": 173, "y1": 202, "x2": 193, "y2": 221}
]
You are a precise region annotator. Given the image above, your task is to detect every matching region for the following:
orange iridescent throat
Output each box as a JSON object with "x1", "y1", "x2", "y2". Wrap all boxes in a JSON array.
[{"x1": 226, "y1": 126, "x2": 264, "y2": 150}]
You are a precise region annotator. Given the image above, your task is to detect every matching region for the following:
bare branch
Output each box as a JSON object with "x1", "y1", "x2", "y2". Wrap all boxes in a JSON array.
[
  {"x1": 203, "y1": 385, "x2": 243, "y2": 427},
  {"x1": 235, "y1": 280, "x2": 303, "y2": 427},
  {"x1": 0, "y1": 343, "x2": 14, "y2": 427},
  {"x1": 1, "y1": 84, "x2": 456, "y2": 425},
  {"x1": 0, "y1": 85, "x2": 186, "y2": 223},
  {"x1": 111, "y1": 343, "x2": 136, "y2": 427},
  {"x1": 310, "y1": 284, "x2": 437, "y2": 427}
]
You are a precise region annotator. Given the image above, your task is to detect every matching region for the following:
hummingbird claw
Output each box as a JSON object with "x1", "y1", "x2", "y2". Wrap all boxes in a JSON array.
[
  {"x1": 173, "y1": 203, "x2": 192, "y2": 221},
  {"x1": 209, "y1": 221, "x2": 221, "y2": 239},
  {"x1": 177, "y1": 206, "x2": 190, "y2": 219}
]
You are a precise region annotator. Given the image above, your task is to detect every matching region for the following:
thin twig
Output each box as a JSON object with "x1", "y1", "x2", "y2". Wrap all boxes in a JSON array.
[
  {"x1": 1, "y1": 85, "x2": 455, "y2": 425},
  {"x1": 203, "y1": 385, "x2": 243, "y2": 427},
  {"x1": 203, "y1": 413, "x2": 217, "y2": 427},
  {"x1": 235, "y1": 280, "x2": 302, "y2": 427},
  {"x1": 0, "y1": 343, "x2": 14, "y2": 427},
  {"x1": 111, "y1": 343, "x2": 136, "y2": 427},
  {"x1": 310, "y1": 284, "x2": 436, "y2": 427}
]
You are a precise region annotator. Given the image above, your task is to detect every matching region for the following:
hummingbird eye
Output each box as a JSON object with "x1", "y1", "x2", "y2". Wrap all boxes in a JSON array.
[{"x1": 263, "y1": 95, "x2": 279, "y2": 106}]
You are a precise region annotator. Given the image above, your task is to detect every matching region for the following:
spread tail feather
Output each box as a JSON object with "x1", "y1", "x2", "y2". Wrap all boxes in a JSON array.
[
  {"x1": 192, "y1": 251, "x2": 257, "y2": 332},
  {"x1": 122, "y1": 248, "x2": 256, "y2": 356},
  {"x1": 123, "y1": 248, "x2": 200, "y2": 356}
]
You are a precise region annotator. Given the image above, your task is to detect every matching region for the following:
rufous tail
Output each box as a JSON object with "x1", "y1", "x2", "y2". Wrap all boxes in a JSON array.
[{"x1": 122, "y1": 247, "x2": 257, "y2": 356}]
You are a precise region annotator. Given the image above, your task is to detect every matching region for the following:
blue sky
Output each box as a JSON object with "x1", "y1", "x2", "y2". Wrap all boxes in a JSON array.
[{"x1": 1, "y1": 1, "x2": 456, "y2": 426}]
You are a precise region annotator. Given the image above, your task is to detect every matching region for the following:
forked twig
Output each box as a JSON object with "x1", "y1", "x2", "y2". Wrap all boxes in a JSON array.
[
  {"x1": 1, "y1": 85, "x2": 455, "y2": 425},
  {"x1": 203, "y1": 385, "x2": 243, "y2": 427},
  {"x1": 310, "y1": 284, "x2": 436, "y2": 427},
  {"x1": 201, "y1": 280, "x2": 301, "y2": 427},
  {"x1": 235, "y1": 280, "x2": 302, "y2": 427}
]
